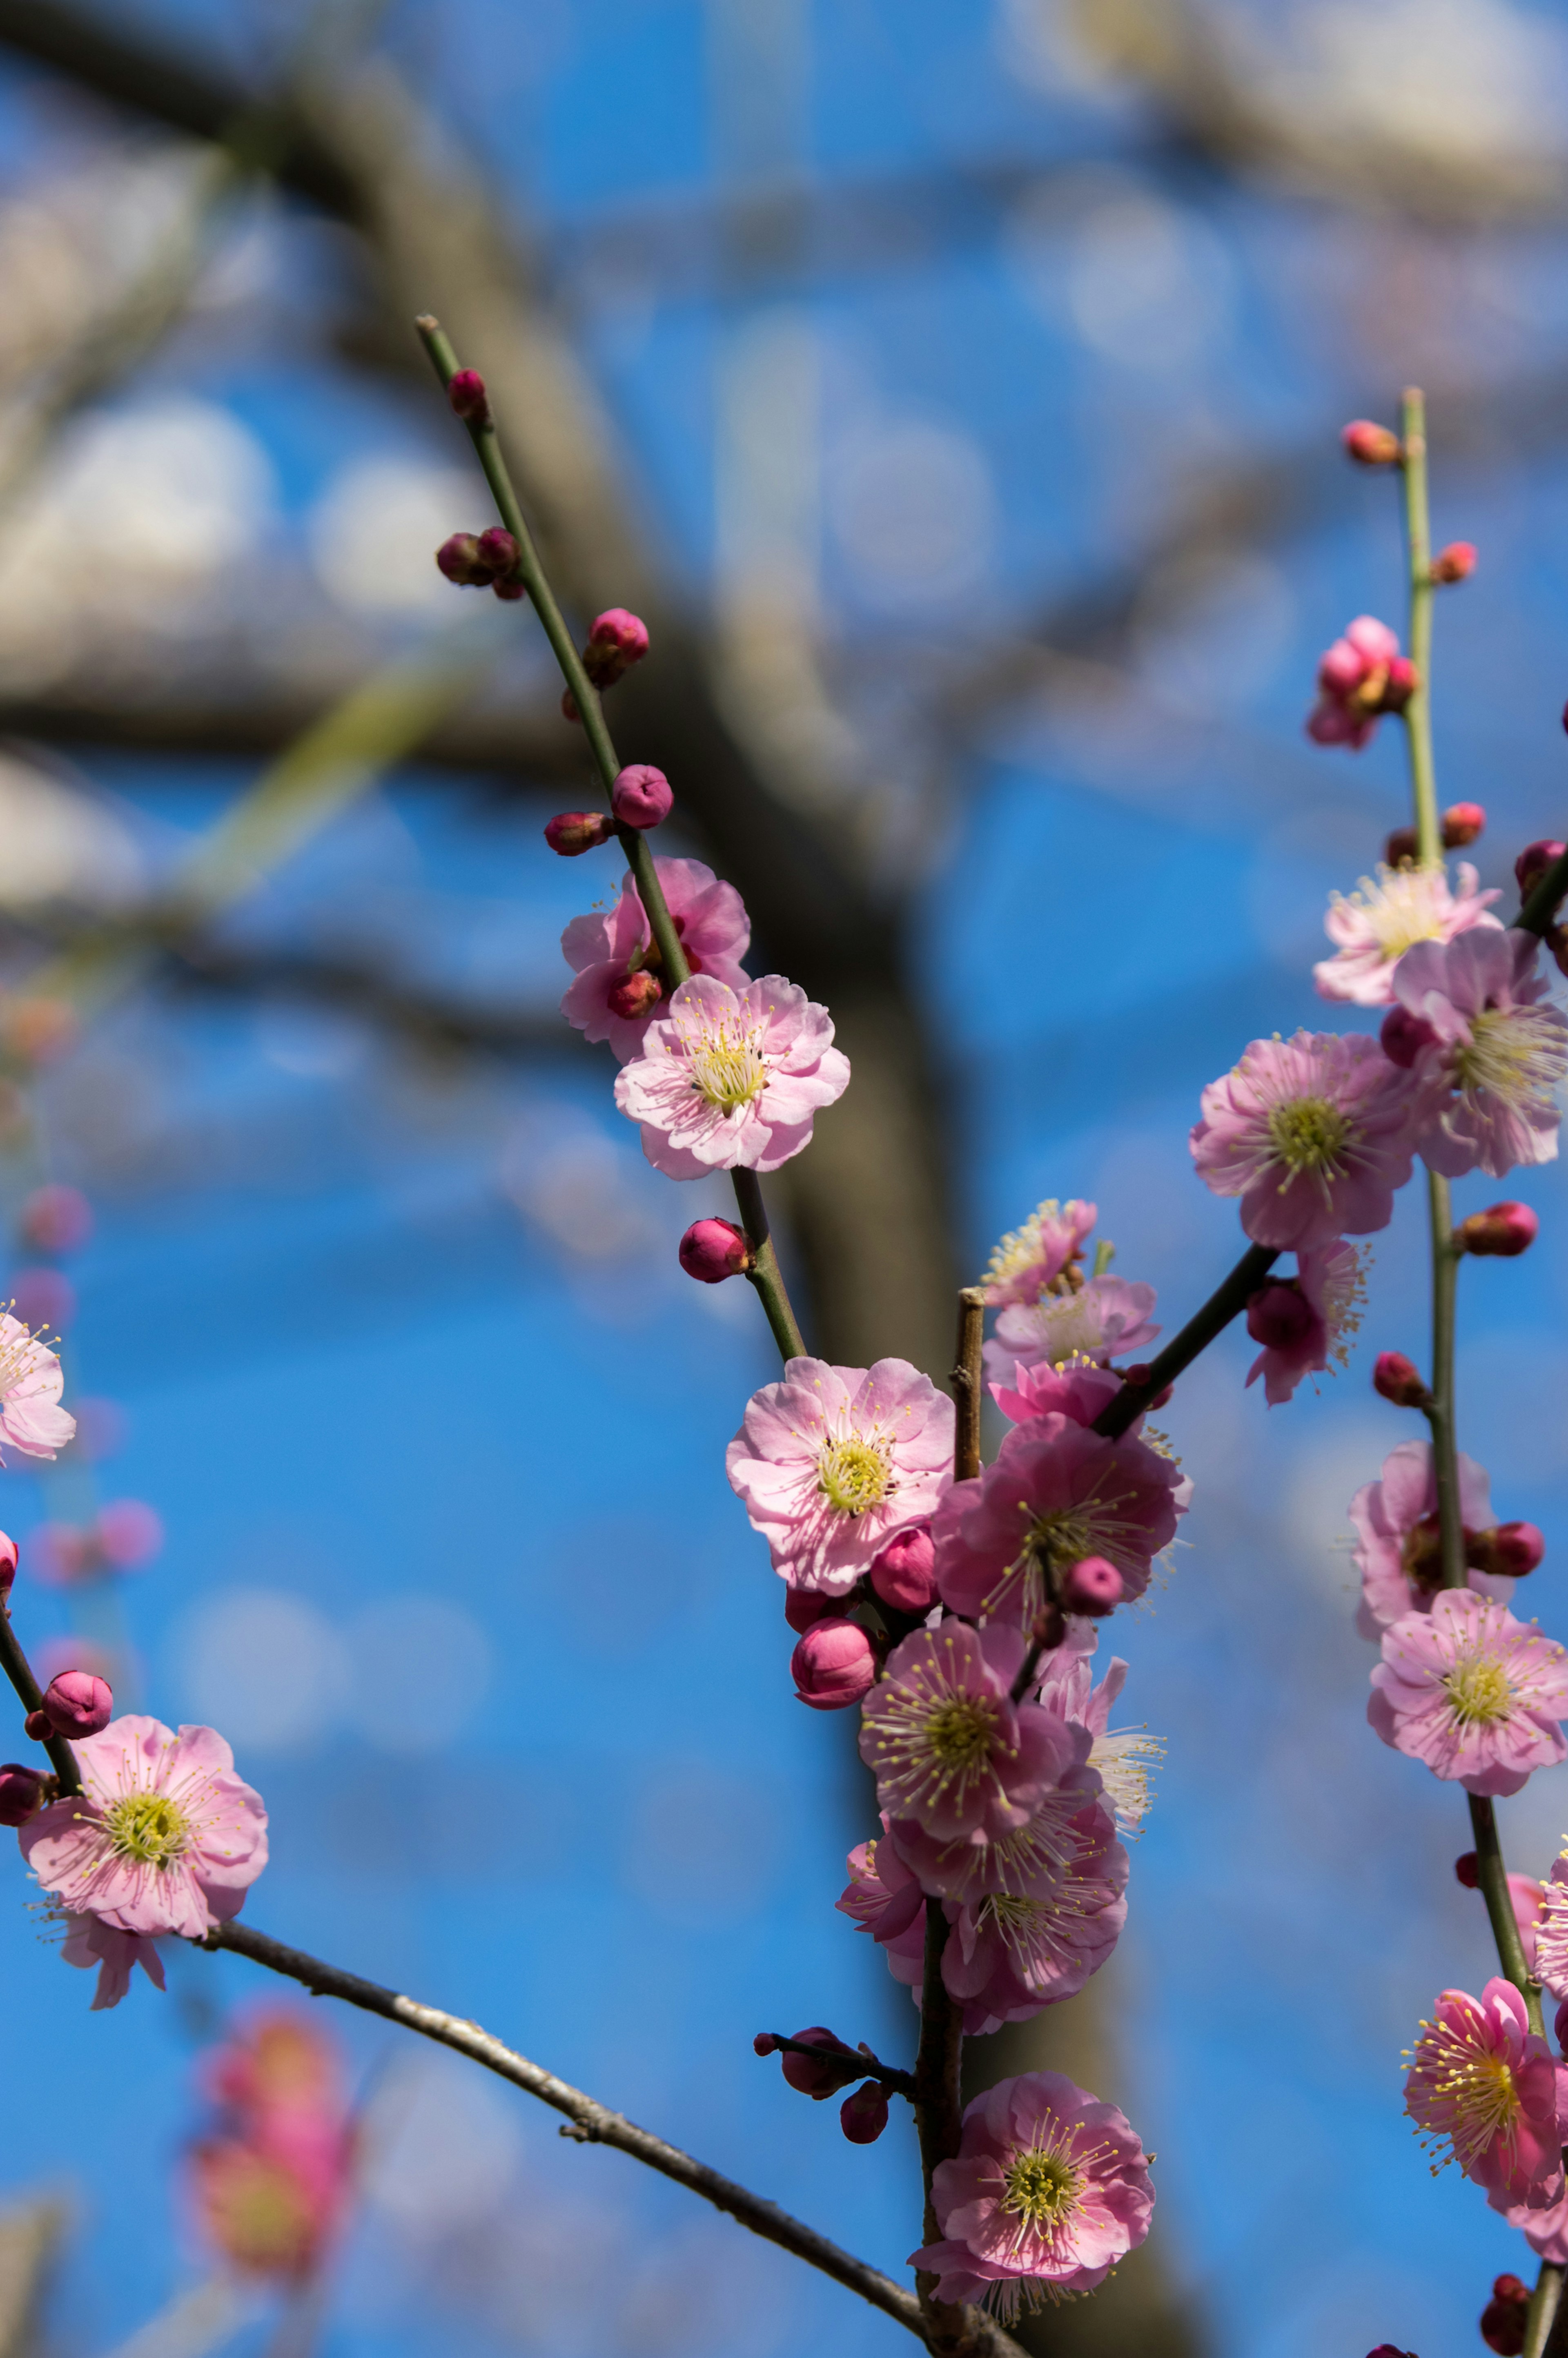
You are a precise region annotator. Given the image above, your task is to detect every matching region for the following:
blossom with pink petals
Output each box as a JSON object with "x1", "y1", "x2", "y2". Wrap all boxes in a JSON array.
[
  {"x1": 1245, "y1": 1240, "x2": 1367, "y2": 1406},
  {"x1": 56, "y1": 1908, "x2": 167, "y2": 2010},
  {"x1": 561, "y1": 858, "x2": 750, "y2": 1062},
  {"x1": 1314, "y1": 863, "x2": 1500, "y2": 1007},
  {"x1": 1490, "y1": 2183, "x2": 1568, "y2": 2265},
  {"x1": 1390, "y1": 928, "x2": 1568, "y2": 1180},
  {"x1": 1404, "y1": 1979, "x2": 1568, "y2": 2203},
  {"x1": 989, "y1": 1358, "x2": 1123, "y2": 1431},
  {"x1": 1036, "y1": 1629, "x2": 1163, "y2": 1839},
  {"x1": 940, "y1": 1812, "x2": 1128, "y2": 2033},
  {"x1": 858, "y1": 1621, "x2": 1076, "y2": 1845},
  {"x1": 981, "y1": 1201, "x2": 1096, "y2": 1308},
  {"x1": 1351, "y1": 1440, "x2": 1504, "y2": 1637},
  {"x1": 726, "y1": 1356, "x2": 952, "y2": 1596},
  {"x1": 0, "y1": 1310, "x2": 74, "y2": 1464},
  {"x1": 22, "y1": 1715, "x2": 268, "y2": 1945},
  {"x1": 933, "y1": 1415, "x2": 1183, "y2": 1630},
  {"x1": 837, "y1": 1821, "x2": 927, "y2": 1999},
  {"x1": 615, "y1": 975, "x2": 849, "y2": 1177},
  {"x1": 911, "y1": 2070, "x2": 1154, "y2": 2318},
  {"x1": 1526, "y1": 1851, "x2": 1568, "y2": 2001},
  {"x1": 1305, "y1": 615, "x2": 1411, "y2": 750},
  {"x1": 1368, "y1": 1592, "x2": 1568, "y2": 1796},
  {"x1": 1190, "y1": 1030, "x2": 1417, "y2": 1249},
  {"x1": 985, "y1": 1278, "x2": 1158, "y2": 1391}
]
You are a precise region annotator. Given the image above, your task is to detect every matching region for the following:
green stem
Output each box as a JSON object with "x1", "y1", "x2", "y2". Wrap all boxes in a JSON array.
[
  {"x1": 1399, "y1": 386, "x2": 1440, "y2": 867},
  {"x1": 1524, "y1": 2260, "x2": 1564, "y2": 2358},
  {"x1": 415, "y1": 315, "x2": 809, "y2": 1368},
  {"x1": 1469, "y1": 1792, "x2": 1542, "y2": 2028}
]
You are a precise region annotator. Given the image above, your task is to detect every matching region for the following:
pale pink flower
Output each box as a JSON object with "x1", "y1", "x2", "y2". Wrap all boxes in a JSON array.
[
  {"x1": 614, "y1": 975, "x2": 849, "y2": 1177},
  {"x1": 1036, "y1": 1628, "x2": 1162, "y2": 1839},
  {"x1": 0, "y1": 1311, "x2": 74, "y2": 1463},
  {"x1": 1190, "y1": 1030, "x2": 1417, "y2": 1249},
  {"x1": 1527, "y1": 1852, "x2": 1568, "y2": 2000},
  {"x1": 858, "y1": 1621, "x2": 1078, "y2": 1846},
  {"x1": 1391, "y1": 928, "x2": 1568, "y2": 1180},
  {"x1": 726, "y1": 1356, "x2": 953, "y2": 1596},
  {"x1": 56, "y1": 1908, "x2": 165, "y2": 2010},
  {"x1": 1305, "y1": 615, "x2": 1408, "y2": 750},
  {"x1": 985, "y1": 1278, "x2": 1158, "y2": 1390},
  {"x1": 1404, "y1": 1979, "x2": 1568, "y2": 2204},
  {"x1": 21, "y1": 1715, "x2": 268, "y2": 1941},
  {"x1": 989, "y1": 1358, "x2": 1123, "y2": 1432},
  {"x1": 1368, "y1": 1592, "x2": 1568, "y2": 1796},
  {"x1": 981, "y1": 1201, "x2": 1096, "y2": 1308},
  {"x1": 1490, "y1": 2182, "x2": 1568, "y2": 2264},
  {"x1": 933, "y1": 1415, "x2": 1183, "y2": 1629},
  {"x1": 560, "y1": 858, "x2": 749, "y2": 1061},
  {"x1": 942, "y1": 1838, "x2": 1127, "y2": 2032},
  {"x1": 1314, "y1": 863, "x2": 1501, "y2": 1007},
  {"x1": 1351, "y1": 1440, "x2": 1505, "y2": 1638},
  {"x1": 911, "y1": 2070, "x2": 1154, "y2": 2317},
  {"x1": 837, "y1": 1821, "x2": 927, "y2": 1999},
  {"x1": 1245, "y1": 1240, "x2": 1367, "y2": 1406}
]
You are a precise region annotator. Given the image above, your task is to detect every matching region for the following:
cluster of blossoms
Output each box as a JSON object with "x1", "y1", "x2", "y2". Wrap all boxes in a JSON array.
[{"x1": 188, "y1": 2009, "x2": 356, "y2": 2281}]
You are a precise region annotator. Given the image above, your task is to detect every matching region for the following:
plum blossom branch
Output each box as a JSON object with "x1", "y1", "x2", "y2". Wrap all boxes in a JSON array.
[
  {"x1": 0, "y1": 1607, "x2": 80, "y2": 1796},
  {"x1": 1398, "y1": 387, "x2": 1439, "y2": 868},
  {"x1": 1092, "y1": 1241, "x2": 1279, "y2": 1441},
  {"x1": 757, "y1": 2031, "x2": 916, "y2": 2098}
]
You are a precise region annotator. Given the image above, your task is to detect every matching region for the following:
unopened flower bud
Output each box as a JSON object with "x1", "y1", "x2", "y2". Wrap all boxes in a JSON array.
[
  {"x1": 779, "y1": 2026, "x2": 862, "y2": 2099},
  {"x1": 1481, "y1": 2273, "x2": 1531, "y2": 2358},
  {"x1": 1381, "y1": 656, "x2": 1418, "y2": 711},
  {"x1": 18, "y1": 1183, "x2": 91, "y2": 1257},
  {"x1": 1430, "y1": 541, "x2": 1477, "y2": 586},
  {"x1": 610, "y1": 764, "x2": 673, "y2": 831},
  {"x1": 1245, "y1": 1281, "x2": 1314, "y2": 1351},
  {"x1": 1380, "y1": 1005, "x2": 1437, "y2": 1068},
  {"x1": 0, "y1": 1529, "x2": 16, "y2": 1603},
  {"x1": 1373, "y1": 1351, "x2": 1429, "y2": 1409},
  {"x1": 1120, "y1": 1364, "x2": 1172, "y2": 1409},
  {"x1": 1517, "y1": 839, "x2": 1567, "y2": 903},
  {"x1": 1341, "y1": 420, "x2": 1402, "y2": 467},
  {"x1": 435, "y1": 532, "x2": 492, "y2": 587},
  {"x1": 0, "y1": 1763, "x2": 42, "y2": 1826},
  {"x1": 1383, "y1": 825, "x2": 1418, "y2": 868},
  {"x1": 791, "y1": 1618, "x2": 876, "y2": 1712},
  {"x1": 22, "y1": 1710, "x2": 47, "y2": 1740},
  {"x1": 475, "y1": 526, "x2": 517, "y2": 575},
  {"x1": 447, "y1": 368, "x2": 489, "y2": 425},
  {"x1": 1455, "y1": 1201, "x2": 1538, "y2": 1258},
  {"x1": 493, "y1": 576, "x2": 526, "y2": 602},
  {"x1": 543, "y1": 811, "x2": 614, "y2": 858},
  {"x1": 869, "y1": 1524, "x2": 938, "y2": 1614},
  {"x1": 606, "y1": 970, "x2": 663, "y2": 1021},
  {"x1": 1441, "y1": 801, "x2": 1485, "y2": 848},
  {"x1": 40, "y1": 1669, "x2": 112, "y2": 1738},
  {"x1": 1062, "y1": 1556, "x2": 1124, "y2": 1616},
  {"x1": 1454, "y1": 1850, "x2": 1480, "y2": 1888},
  {"x1": 840, "y1": 2081, "x2": 889, "y2": 2144},
  {"x1": 784, "y1": 1585, "x2": 835, "y2": 1635},
  {"x1": 584, "y1": 609, "x2": 650, "y2": 687},
  {"x1": 753, "y1": 2032, "x2": 778, "y2": 2055},
  {"x1": 1468, "y1": 1522, "x2": 1545, "y2": 1580},
  {"x1": 679, "y1": 1217, "x2": 751, "y2": 1284}
]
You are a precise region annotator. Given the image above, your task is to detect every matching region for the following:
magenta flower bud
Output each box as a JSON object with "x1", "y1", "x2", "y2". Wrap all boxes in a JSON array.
[
  {"x1": 791, "y1": 1618, "x2": 877, "y2": 1712},
  {"x1": 22, "y1": 1709, "x2": 48, "y2": 1741},
  {"x1": 1121, "y1": 1363, "x2": 1173, "y2": 1409},
  {"x1": 1380, "y1": 655, "x2": 1418, "y2": 711},
  {"x1": 1245, "y1": 1280, "x2": 1315, "y2": 1351},
  {"x1": 1384, "y1": 824, "x2": 1418, "y2": 868},
  {"x1": 0, "y1": 1763, "x2": 42, "y2": 1826},
  {"x1": 869, "y1": 1524, "x2": 938, "y2": 1614},
  {"x1": 447, "y1": 368, "x2": 489, "y2": 425},
  {"x1": 1516, "y1": 838, "x2": 1567, "y2": 900},
  {"x1": 783, "y1": 1585, "x2": 835, "y2": 1635},
  {"x1": 543, "y1": 811, "x2": 614, "y2": 858},
  {"x1": 1454, "y1": 1850, "x2": 1481, "y2": 1888},
  {"x1": 1380, "y1": 1003, "x2": 1437, "y2": 1069},
  {"x1": 1373, "y1": 1350, "x2": 1430, "y2": 1409},
  {"x1": 436, "y1": 531, "x2": 492, "y2": 586},
  {"x1": 41, "y1": 1669, "x2": 112, "y2": 1737},
  {"x1": 606, "y1": 969, "x2": 663, "y2": 1022},
  {"x1": 753, "y1": 2032, "x2": 778, "y2": 2055},
  {"x1": 1442, "y1": 800, "x2": 1485, "y2": 846},
  {"x1": 1062, "y1": 1556, "x2": 1124, "y2": 1617},
  {"x1": 1431, "y1": 541, "x2": 1477, "y2": 586},
  {"x1": 1468, "y1": 1521, "x2": 1546, "y2": 1580},
  {"x1": 0, "y1": 1528, "x2": 17, "y2": 1602},
  {"x1": 18, "y1": 1183, "x2": 91, "y2": 1256},
  {"x1": 778, "y1": 2027, "x2": 862, "y2": 2099},
  {"x1": 584, "y1": 608, "x2": 649, "y2": 685},
  {"x1": 1341, "y1": 419, "x2": 1401, "y2": 467},
  {"x1": 1481, "y1": 2275, "x2": 1530, "y2": 2357},
  {"x1": 840, "y1": 2081, "x2": 889, "y2": 2144},
  {"x1": 1318, "y1": 640, "x2": 1366, "y2": 696},
  {"x1": 493, "y1": 576, "x2": 526, "y2": 602},
  {"x1": 1456, "y1": 1201, "x2": 1539, "y2": 1258},
  {"x1": 678, "y1": 1217, "x2": 751, "y2": 1284},
  {"x1": 610, "y1": 764, "x2": 673, "y2": 831},
  {"x1": 475, "y1": 526, "x2": 518, "y2": 575}
]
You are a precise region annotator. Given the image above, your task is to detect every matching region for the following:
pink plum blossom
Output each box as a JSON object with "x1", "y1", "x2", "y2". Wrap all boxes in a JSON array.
[
  {"x1": 941, "y1": 1810, "x2": 1128, "y2": 2033},
  {"x1": 1489, "y1": 2183, "x2": 1568, "y2": 2265},
  {"x1": 1190, "y1": 1030, "x2": 1417, "y2": 1250},
  {"x1": 990, "y1": 1358, "x2": 1123, "y2": 1432},
  {"x1": 837, "y1": 1821, "x2": 927, "y2": 1999},
  {"x1": 981, "y1": 1200, "x2": 1096, "y2": 1308},
  {"x1": 0, "y1": 1311, "x2": 74, "y2": 1464},
  {"x1": 1527, "y1": 1852, "x2": 1568, "y2": 2001},
  {"x1": 1245, "y1": 1240, "x2": 1367, "y2": 1405},
  {"x1": 56, "y1": 1908, "x2": 166, "y2": 2010},
  {"x1": 1036, "y1": 1627, "x2": 1163, "y2": 1839},
  {"x1": 1313, "y1": 863, "x2": 1500, "y2": 1007},
  {"x1": 1351, "y1": 1440, "x2": 1504, "y2": 1638},
  {"x1": 933, "y1": 1415, "x2": 1183, "y2": 1630},
  {"x1": 726, "y1": 1357, "x2": 952, "y2": 1595},
  {"x1": 858, "y1": 1621, "x2": 1078, "y2": 1846},
  {"x1": 21, "y1": 1716, "x2": 268, "y2": 1943},
  {"x1": 1368, "y1": 1592, "x2": 1568, "y2": 1796},
  {"x1": 1403, "y1": 1979, "x2": 1568, "y2": 2204},
  {"x1": 1390, "y1": 928, "x2": 1568, "y2": 1180},
  {"x1": 615, "y1": 975, "x2": 849, "y2": 1177},
  {"x1": 560, "y1": 858, "x2": 750, "y2": 1062},
  {"x1": 1305, "y1": 615, "x2": 1412, "y2": 750},
  {"x1": 984, "y1": 1278, "x2": 1158, "y2": 1390},
  {"x1": 910, "y1": 2070, "x2": 1154, "y2": 2318}
]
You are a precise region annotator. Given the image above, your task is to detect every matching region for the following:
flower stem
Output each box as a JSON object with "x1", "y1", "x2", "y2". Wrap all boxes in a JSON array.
[
  {"x1": 760, "y1": 2031, "x2": 916, "y2": 2098},
  {"x1": 951, "y1": 1288, "x2": 986, "y2": 1481},
  {"x1": 912, "y1": 1902, "x2": 964, "y2": 2270},
  {"x1": 1468, "y1": 1792, "x2": 1541, "y2": 2027},
  {"x1": 1424, "y1": 1173, "x2": 1466, "y2": 1595},
  {"x1": 1523, "y1": 2259, "x2": 1563, "y2": 2358},
  {"x1": 1093, "y1": 1242, "x2": 1278, "y2": 1441},
  {"x1": 415, "y1": 314, "x2": 808, "y2": 1367},
  {"x1": 1399, "y1": 386, "x2": 1440, "y2": 868}
]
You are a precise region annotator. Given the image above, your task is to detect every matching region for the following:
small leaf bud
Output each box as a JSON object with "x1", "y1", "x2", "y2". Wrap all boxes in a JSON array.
[
  {"x1": 543, "y1": 812, "x2": 614, "y2": 858},
  {"x1": 447, "y1": 368, "x2": 490, "y2": 425},
  {"x1": 1468, "y1": 1522, "x2": 1545, "y2": 1580},
  {"x1": 1441, "y1": 800, "x2": 1485, "y2": 847},
  {"x1": 610, "y1": 763, "x2": 673, "y2": 831},
  {"x1": 778, "y1": 2027, "x2": 862, "y2": 2099},
  {"x1": 1383, "y1": 825, "x2": 1418, "y2": 869},
  {"x1": 40, "y1": 1669, "x2": 112, "y2": 1738},
  {"x1": 1062, "y1": 1556, "x2": 1124, "y2": 1617},
  {"x1": 1481, "y1": 2274, "x2": 1530, "y2": 2358},
  {"x1": 791, "y1": 1618, "x2": 877, "y2": 1712},
  {"x1": 679, "y1": 1217, "x2": 751, "y2": 1284},
  {"x1": 1341, "y1": 420, "x2": 1401, "y2": 467},
  {"x1": 606, "y1": 970, "x2": 663, "y2": 1021},
  {"x1": 0, "y1": 1763, "x2": 43, "y2": 1826},
  {"x1": 1455, "y1": 1201, "x2": 1538, "y2": 1258},
  {"x1": 1430, "y1": 541, "x2": 1476, "y2": 585},
  {"x1": 1373, "y1": 1351, "x2": 1429, "y2": 1409},
  {"x1": 1515, "y1": 838, "x2": 1567, "y2": 903},
  {"x1": 840, "y1": 2082, "x2": 890, "y2": 2144},
  {"x1": 1454, "y1": 1851, "x2": 1480, "y2": 1888},
  {"x1": 869, "y1": 1524, "x2": 938, "y2": 1614},
  {"x1": 1380, "y1": 1005, "x2": 1437, "y2": 1069},
  {"x1": 1245, "y1": 1281, "x2": 1314, "y2": 1351}
]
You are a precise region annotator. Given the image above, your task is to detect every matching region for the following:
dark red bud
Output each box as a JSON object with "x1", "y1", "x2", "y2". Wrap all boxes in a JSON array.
[
  {"x1": 22, "y1": 1709, "x2": 48, "y2": 1741},
  {"x1": 1481, "y1": 2273, "x2": 1530, "y2": 2357},
  {"x1": 783, "y1": 1586, "x2": 836, "y2": 1635},
  {"x1": 1455, "y1": 1201, "x2": 1538, "y2": 1258},
  {"x1": 1341, "y1": 420, "x2": 1402, "y2": 467},
  {"x1": 1441, "y1": 800, "x2": 1485, "y2": 847},
  {"x1": 1454, "y1": 1851, "x2": 1480, "y2": 1888},
  {"x1": 475, "y1": 527, "x2": 518, "y2": 574},
  {"x1": 1245, "y1": 1280, "x2": 1315, "y2": 1351},
  {"x1": 606, "y1": 970, "x2": 663, "y2": 1021},
  {"x1": 840, "y1": 2082, "x2": 890, "y2": 2144},
  {"x1": 435, "y1": 532, "x2": 492, "y2": 587},
  {"x1": 1121, "y1": 1364, "x2": 1172, "y2": 1409},
  {"x1": 1384, "y1": 825, "x2": 1418, "y2": 869},
  {"x1": 1373, "y1": 1351, "x2": 1429, "y2": 1409},
  {"x1": 1380, "y1": 656, "x2": 1418, "y2": 712},
  {"x1": 1468, "y1": 1522, "x2": 1545, "y2": 1580},
  {"x1": 447, "y1": 368, "x2": 489, "y2": 425},
  {"x1": 1430, "y1": 541, "x2": 1476, "y2": 585},
  {"x1": 0, "y1": 1529, "x2": 16, "y2": 1604},
  {"x1": 779, "y1": 2027, "x2": 863, "y2": 2099},
  {"x1": 1517, "y1": 838, "x2": 1567, "y2": 901},
  {"x1": 752, "y1": 2033, "x2": 778, "y2": 2056},
  {"x1": 1380, "y1": 1005, "x2": 1437, "y2": 1069},
  {"x1": 0, "y1": 1763, "x2": 43, "y2": 1826},
  {"x1": 492, "y1": 576, "x2": 527, "y2": 602},
  {"x1": 543, "y1": 811, "x2": 614, "y2": 857}
]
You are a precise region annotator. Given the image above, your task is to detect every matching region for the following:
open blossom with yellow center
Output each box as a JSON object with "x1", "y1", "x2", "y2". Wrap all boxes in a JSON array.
[
  {"x1": 726, "y1": 1354, "x2": 954, "y2": 1595},
  {"x1": 1403, "y1": 1979, "x2": 1567, "y2": 2202},
  {"x1": 1391, "y1": 927, "x2": 1568, "y2": 1181},
  {"x1": 1190, "y1": 1028, "x2": 1418, "y2": 1251},
  {"x1": 980, "y1": 1199, "x2": 1097, "y2": 1309},
  {"x1": 614, "y1": 973, "x2": 849, "y2": 1176},
  {"x1": 859, "y1": 1621, "x2": 1077, "y2": 1845},
  {"x1": 0, "y1": 1308, "x2": 74, "y2": 1463},
  {"x1": 1370, "y1": 1589, "x2": 1568, "y2": 1797},
  {"x1": 1314, "y1": 861, "x2": 1500, "y2": 1008}
]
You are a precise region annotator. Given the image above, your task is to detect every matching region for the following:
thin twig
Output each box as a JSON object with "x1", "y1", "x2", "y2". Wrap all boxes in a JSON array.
[
  {"x1": 759, "y1": 2031, "x2": 916, "y2": 2099},
  {"x1": 1092, "y1": 1242, "x2": 1278, "y2": 1440},
  {"x1": 950, "y1": 1288, "x2": 985, "y2": 1482}
]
